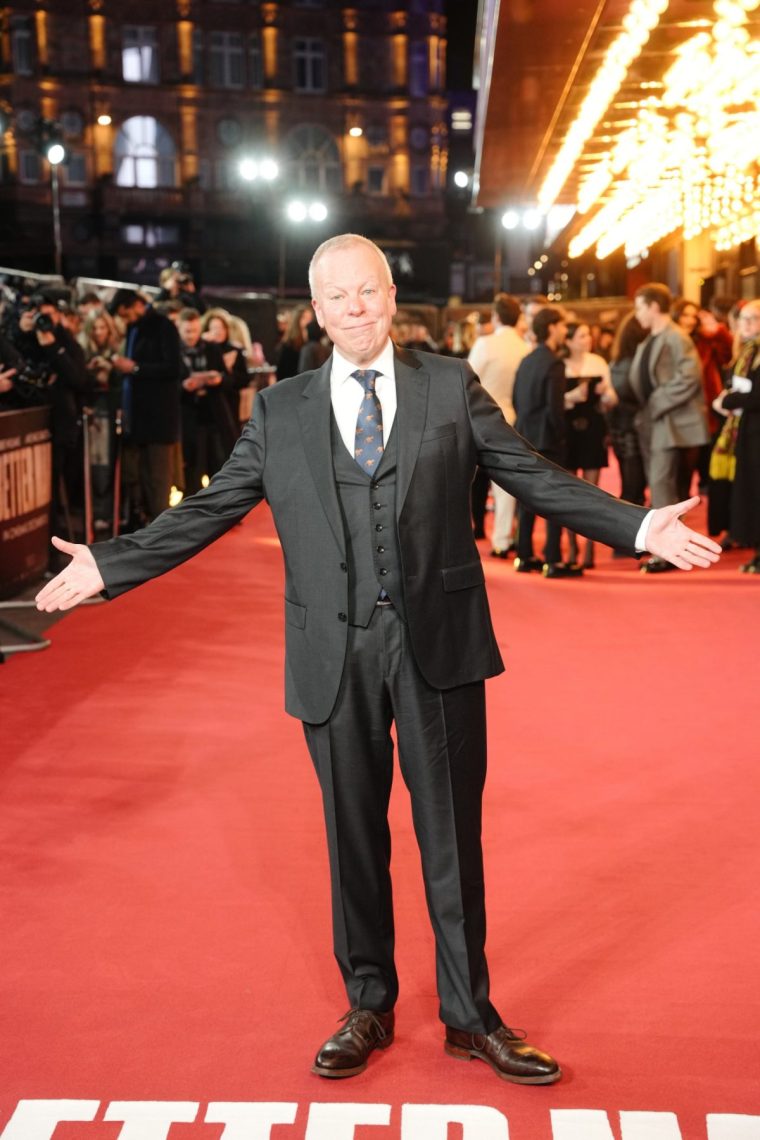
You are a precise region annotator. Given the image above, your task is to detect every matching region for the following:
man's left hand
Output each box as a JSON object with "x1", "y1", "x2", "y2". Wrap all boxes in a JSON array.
[{"x1": 646, "y1": 497, "x2": 721, "y2": 570}]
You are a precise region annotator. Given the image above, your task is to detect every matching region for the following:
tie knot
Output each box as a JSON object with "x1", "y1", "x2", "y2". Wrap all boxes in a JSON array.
[{"x1": 352, "y1": 368, "x2": 380, "y2": 393}]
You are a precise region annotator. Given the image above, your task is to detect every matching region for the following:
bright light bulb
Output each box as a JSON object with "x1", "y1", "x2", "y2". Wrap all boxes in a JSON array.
[
  {"x1": 97, "y1": 114, "x2": 112, "y2": 127},
  {"x1": 523, "y1": 209, "x2": 543, "y2": 230},
  {"x1": 46, "y1": 143, "x2": 65, "y2": 165},
  {"x1": 453, "y1": 170, "x2": 469, "y2": 188},
  {"x1": 287, "y1": 201, "x2": 307, "y2": 222},
  {"x1": 259, "y1": 159, "x2": 279, "y2": 181},
  {"x1": 239, "y1": 159, "x2": 259, "y2": 181},
  {"x1": 501, "y1": 209, "x2": 519, "y2": 230},
  {"x1": 309, "y1": 202, "x2": 328, "y2": 222}
]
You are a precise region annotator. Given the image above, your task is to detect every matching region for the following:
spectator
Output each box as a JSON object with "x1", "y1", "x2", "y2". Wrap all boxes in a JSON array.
[
  {"x1": 108, "y1": 288, "x2": 183, "y2": 525},
  {"x1": 468, "y1": 293, "x2": 529, "y2": 558},
  {"x1": 630, "y1": 283, "x2": 709, "y2": 573},
  {"x1": 672, "y1": 298, "x2": 734, "y2": 489},
  {"x1": 80, "y1": 309, "x2": 124, "y2": 531},
  {"x1": 522, "y1": 295, "x2": 549, "y2": 345},
  {"x1": 0, "y1": 331, "x2": 42, "y2": 410},
  {"x1": 297, "y1": 318, "x2": 331, "y2": 372},
  {"x1": 178, "y1": 308, "x2": 240, "y2": 496},
  {"x1": 10, "y1": 292, "x2": 93, "y2": 538},
  {"x1": 513, "y1": 307, "x2": 581, "y2": 578},
  {"x1": 276, "y1": 305, "x2": 313, "y2": 381},
  {"x1": 562, "y1": 321, "x2": 618, "y2": 569},
  {"x1": 201, "y1": 307, "x2": 251, "y2": 410},
  {"x1": 712, "y1": 300, "x2": 760, "y2": 574},
  {"x1": 608, "y1": 313, "x2": 648, "y2": 510}
]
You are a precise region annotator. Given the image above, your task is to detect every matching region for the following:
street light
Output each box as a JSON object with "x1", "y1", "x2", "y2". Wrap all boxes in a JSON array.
[
  {"x1": 239, "y1": 156, "x2": 279, "y2": 182},
  {"x1": 501, "y1": 209, "x2": 519, "y2": 230},
  {"x1": 453, "y1": 170, "x2": 470, "y2": 189},
  {"x1": 280, "y1": 200, "x2": 329, "y2": 297}
]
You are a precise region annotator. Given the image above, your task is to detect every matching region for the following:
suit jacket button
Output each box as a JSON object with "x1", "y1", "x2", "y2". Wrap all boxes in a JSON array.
[
  {"x1": 377, "y1": 546, "x2": 385, "y2": 553},
  {"x1": 379, "y1": 568, "x2": 388, "y2": 576},
  {"x1": 340, "y1": 562, "x2": 347, "y2": 571},
  {"x1": 373, "y1": 502, "x2": 382, "y2": 509},
  {"x1": 338, "y1": 612, "x2": 347, "y2": 621}
]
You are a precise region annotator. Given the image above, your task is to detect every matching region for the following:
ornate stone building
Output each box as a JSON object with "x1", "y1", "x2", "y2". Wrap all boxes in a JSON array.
[{"x1": 0, "y1": 0, "x2": 450, "y2": 295}]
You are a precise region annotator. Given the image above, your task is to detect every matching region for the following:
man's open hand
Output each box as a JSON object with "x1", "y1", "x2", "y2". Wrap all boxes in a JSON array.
[
  {"x1": 645, "y1": 497, "x2": 721, "y2": 570},
  {"x1": 35, "y1": 537, "x2": 105, "y2": 612}
]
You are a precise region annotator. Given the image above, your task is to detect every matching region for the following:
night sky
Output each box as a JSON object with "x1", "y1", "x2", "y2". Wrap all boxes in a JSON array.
[{"x1": 445, "y1": 0, "x2": 477, "y2": 90}]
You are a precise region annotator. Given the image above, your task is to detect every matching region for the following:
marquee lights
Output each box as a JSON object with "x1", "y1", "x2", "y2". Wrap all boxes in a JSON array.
[
  {"x1": 537, "y1": 0, "x2": 670, "y2": 210},
  {"x1": 568, "y1": 0, "x2": 760, "y2": 260}
]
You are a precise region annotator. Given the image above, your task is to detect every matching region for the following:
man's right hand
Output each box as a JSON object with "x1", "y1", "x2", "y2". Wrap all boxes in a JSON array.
[{"x1": 35, "y1": 537, "x2": 105, "y2": 612}]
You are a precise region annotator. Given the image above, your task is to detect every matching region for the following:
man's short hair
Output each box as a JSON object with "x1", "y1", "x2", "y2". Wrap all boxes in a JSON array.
[
  {"x1": 309, "y1": 233, "x2": 393, "y2": 297},
  {"x1": 108, "y1": 288, "x2": 141, "y2": 316},
  {"x1": 492, "y1": 293, "x2": 521, "y2": 328},
  {"x1": 178, "y1": 307, "x2": 201, "y2": 323},
  {"x1": 533, "y1": 307, "x2": 564, "y2": 344},
  {"x1": 634, "y1": 283, "x2": 672, "y2": 313}
]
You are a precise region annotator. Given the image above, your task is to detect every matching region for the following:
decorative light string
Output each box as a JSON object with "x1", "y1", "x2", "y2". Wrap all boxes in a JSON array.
[{"x1": 568, "y1": 0, "x2": 760, "y2": 259}]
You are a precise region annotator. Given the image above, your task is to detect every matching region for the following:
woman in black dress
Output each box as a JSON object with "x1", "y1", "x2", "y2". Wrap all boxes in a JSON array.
[{"x1": 563, "y1": 321, "x2": 618, "y2": 567}]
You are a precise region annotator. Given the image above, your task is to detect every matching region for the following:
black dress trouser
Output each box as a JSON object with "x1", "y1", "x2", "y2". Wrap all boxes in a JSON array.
[{"x1": 303, "y1": 602, "x2": 502, "y2": 1034}]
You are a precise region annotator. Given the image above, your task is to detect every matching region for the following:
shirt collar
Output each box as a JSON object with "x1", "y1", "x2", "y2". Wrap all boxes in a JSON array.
[{"x1": 331, "y1": 338, "x2": 396, "y2": 388}]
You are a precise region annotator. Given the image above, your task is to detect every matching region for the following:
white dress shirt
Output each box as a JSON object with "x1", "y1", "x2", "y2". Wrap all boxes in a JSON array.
[
  {"x1": 330, "y1": 339, "x2": 398, "y2": 457},
  {"x1": 328, "y1": 338, "x2": 652, "y2": 552}
]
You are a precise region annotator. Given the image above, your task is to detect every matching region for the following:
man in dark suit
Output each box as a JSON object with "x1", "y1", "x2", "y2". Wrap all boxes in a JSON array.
[
  {"x1": 109, "y1": 289, "x2": 183, "y2": 524},
  {"x1": 512, "y1": 307, "x2": 578, "y2": 577},
  {"x1": 37, "y1": 235, "x2": 720, "y2": 1086}
]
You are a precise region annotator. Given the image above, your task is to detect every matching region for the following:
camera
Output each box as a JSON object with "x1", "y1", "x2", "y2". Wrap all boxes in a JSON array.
[
  {"x1": 16, "y1": 359, "x2": 52, "y2": 389},
  {"x1": 34, "y1": 312, "x2": 56, "y2": 334}
]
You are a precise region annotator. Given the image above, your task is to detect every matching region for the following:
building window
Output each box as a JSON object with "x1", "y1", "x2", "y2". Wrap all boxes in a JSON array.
[
  {"x1": 11, "y1": 17, "x2": 35, "y2": 76},
  {"x1": 210, "y1": 31, "x2": 244, "y2": 88},
  {"x1": 409, "y1": 41, "x2": 428, "y2": 98},
  {"x1": 365, "y1": 124, "x2": 388, "y2": 147},
  {"x1": 122, "y1": 26, "x2": 160, "y2": 84},
  {"x1": 249, "y1": 35, "x2": 263, "y2": 89},
  {"x1": 63, "y1": 154, "x2": 87, "y2": 186},
  {"x1": 114, "y1": 117, "x2": 176, "y2": 188},
  {"x1": 293, "y1": 39, "x2": 326, "y2": 93},
  {"x1": 285, "y1": 124, "x2": 342, "y2": 192},
  {"x1": 367, "y1": 166, "x2": 386, "y2": 195},
  {"x1": 19, "y1": 151, "x2": 41, "y2": 184},
  {"x1": 121, "y1": 223, "x2": 180, "y2": 247},
  {"x1": 192, "y1": 29, "x2": 204, "y2": 84},
  {"x1": 198, "y1": 160, "x2": 212, "y2": 191},
  {"x1": 411, "y1": 165, "x2": 429, "y2": 196},
  {"x1": 61, "y1": 110, "x2": 85, "y2": 139}
]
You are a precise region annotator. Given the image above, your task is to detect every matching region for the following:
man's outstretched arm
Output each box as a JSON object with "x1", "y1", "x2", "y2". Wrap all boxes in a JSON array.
[{"x1": 36, "y1": 397, "x2": 268, "y2": 612}]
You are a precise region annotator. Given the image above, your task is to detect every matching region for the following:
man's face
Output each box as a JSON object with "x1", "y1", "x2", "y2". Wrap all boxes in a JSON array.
[
  {"x1": 552, "y1": 319, "x2": 568, "y2": 347},
  {"x1": 633, "y1": 296, "x2": 656, "y2": 330},
  {"x1": 179, "y1": 318, "x2": 201, "y2": 347},
  {"x1": 311, "y1": 243, "x2": 396, "y2": 366}
]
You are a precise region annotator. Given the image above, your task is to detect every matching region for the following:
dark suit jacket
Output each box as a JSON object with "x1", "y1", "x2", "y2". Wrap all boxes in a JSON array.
[
  {"x1": 513, "y1": 344, "x2": 567, "y2": 458},
  {"x1": 127, "y1": 309, "x2": 183, "y2": 445},
  {"x1": 92, "y1": 346, "x2": 646, "y2": 723}
]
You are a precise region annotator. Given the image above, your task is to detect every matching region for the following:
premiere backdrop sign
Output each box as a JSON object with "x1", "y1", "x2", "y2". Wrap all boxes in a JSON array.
[{"x1": 0, "y1": 406, "x2": 52, "y2": 599}]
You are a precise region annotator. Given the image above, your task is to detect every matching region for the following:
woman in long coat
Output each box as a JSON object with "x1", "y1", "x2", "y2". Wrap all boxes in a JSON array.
[{"x1": 714, "y1": 301, "x2": 760, "y2": 573}]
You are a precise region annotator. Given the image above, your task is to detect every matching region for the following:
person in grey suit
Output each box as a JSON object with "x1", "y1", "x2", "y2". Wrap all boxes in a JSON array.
[
  {"x1": 36, "y1": 236, "x2": 720, "y2": 1086},
  {"x1": 630, "y1": 283, "x2": 710, "y2": 572}
]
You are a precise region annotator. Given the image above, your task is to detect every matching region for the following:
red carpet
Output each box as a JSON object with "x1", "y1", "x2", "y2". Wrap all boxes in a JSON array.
[{"x1": 2, "y1": 493, "x2": 759, "y2": 1139}]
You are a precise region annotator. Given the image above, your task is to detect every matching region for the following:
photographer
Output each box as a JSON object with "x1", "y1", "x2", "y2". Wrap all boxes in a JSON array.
[
  {"x1": 157, "y1": 262, "x2": 206, "y2": 315},
  {"x1": 0, "y1": 331, "x2": 46, "y2": 410},
  {"x1": 9, "y1": 293, "x2": 93, "y2": 537}
]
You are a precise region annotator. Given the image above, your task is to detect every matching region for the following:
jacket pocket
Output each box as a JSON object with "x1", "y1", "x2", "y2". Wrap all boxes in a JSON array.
[
  {"x1": 285, "y1": 598, "x2": 307, "y2": 629},
  {"x1": 422, "y1": 421, "x2": 456, "y2": 441},
  {"x1": 441, "y1": 560, "x2": 485, "y2": 592}
]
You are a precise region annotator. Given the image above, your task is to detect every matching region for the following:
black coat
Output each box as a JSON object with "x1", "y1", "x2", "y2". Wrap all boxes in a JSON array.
[
  {"x1": 126, "y1": 309, "x2": 183, "y2": 445},
  {"x1": 513, "y1": 344, "x2": 567, "y2": 459},
  {"x1": 723, "y1": 352, "x2": 760, "y2": 547}
]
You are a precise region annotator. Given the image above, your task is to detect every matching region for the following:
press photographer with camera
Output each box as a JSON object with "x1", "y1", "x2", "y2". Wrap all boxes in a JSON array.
[
  {"x1": 8, "y1": 293, "x2": 93, "y2": 541},
  {"x1": 156, "y1": 262, "x2": 206, "y2": 315}
]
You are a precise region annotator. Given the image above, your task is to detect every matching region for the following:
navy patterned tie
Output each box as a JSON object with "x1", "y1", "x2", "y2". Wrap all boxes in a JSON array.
[{"x1": 352, "y1": 369, "x2": 384, "y2": 474}]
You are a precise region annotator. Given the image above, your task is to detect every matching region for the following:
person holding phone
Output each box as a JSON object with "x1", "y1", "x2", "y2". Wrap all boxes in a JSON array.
[{"x1": 563, "y1": 320, "x2": 618, "y2": 568}]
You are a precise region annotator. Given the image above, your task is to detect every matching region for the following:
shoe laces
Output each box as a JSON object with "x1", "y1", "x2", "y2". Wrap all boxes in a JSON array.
[{"x1": 339, "y1": 1008, "x2": 390, "y2": 1042}]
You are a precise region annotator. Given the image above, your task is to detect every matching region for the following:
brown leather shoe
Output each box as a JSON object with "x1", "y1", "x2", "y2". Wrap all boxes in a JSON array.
[
  {"x1": 444, "y1": 1023, "x2": 561, "y2": 1084},
  {"x1": 312, "y1": 1008, "x2": 395, "y2": 1078}
]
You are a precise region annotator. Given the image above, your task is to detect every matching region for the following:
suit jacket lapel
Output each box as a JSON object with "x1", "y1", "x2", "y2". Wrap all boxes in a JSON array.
[
  {"x1": 298, "y1": 356, "x2": 345, "y2": 553},
  {"x1": 393, "y1": 346, "x2": 429, "y2": 518}
]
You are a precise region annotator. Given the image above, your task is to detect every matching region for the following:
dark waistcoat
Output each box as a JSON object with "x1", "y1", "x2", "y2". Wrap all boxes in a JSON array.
[{"x1": 331, "y1": 414, "x2": 405, "y2": 626}]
